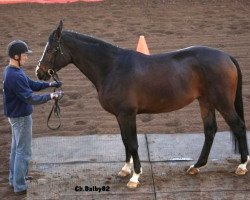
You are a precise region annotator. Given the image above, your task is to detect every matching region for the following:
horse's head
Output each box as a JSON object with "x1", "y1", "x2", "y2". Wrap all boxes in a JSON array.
[{"x1": 36, "y1": 20, "x2": 71, "y2": 81}]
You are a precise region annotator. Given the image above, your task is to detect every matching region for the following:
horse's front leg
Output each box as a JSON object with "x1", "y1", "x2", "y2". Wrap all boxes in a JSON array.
[
  {"x1": 117, "y1": 135, "x2": 133, "y2": 177},
  {"x1": 116, "y1": 113, "x2": 142, "y2": 189}
]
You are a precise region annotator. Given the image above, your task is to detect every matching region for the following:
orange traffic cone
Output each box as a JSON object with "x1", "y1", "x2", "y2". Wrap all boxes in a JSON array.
[{"x1": 136, "y1": 35, "x2": 150, "y2": 55}]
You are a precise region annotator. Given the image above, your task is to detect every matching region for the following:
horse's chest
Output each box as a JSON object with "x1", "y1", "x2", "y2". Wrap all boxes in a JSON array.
[
  {"x1": 97, "y1": 92, "x2": 120, "y2": 115},
  {"x1": 98, "y1": 85, "x2": 135, "y2": 115}
]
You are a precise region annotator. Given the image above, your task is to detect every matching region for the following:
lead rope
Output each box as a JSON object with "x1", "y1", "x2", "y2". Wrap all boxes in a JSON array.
[{"x1": 47, "y1": 72, "x2": 63, "y2": 130}]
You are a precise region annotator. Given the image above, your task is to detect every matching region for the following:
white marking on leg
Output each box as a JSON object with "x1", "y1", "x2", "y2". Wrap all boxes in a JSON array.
[
  {"x1": 129, "y1": 167, "x2": 142, "y2": 183},
  {"x1": 130, "y1": 157, "x2": 133, "y2": 164},
  {"x1": 122, "y1": 157, "x2": 133, "y2": 173},
  {"x1": 187, "y1": 165, "x2": 200, "y2": 175},
  {"x1": 118, "y1": 157, "x2": 133, "y2": 177},
  {"x1": 237, "y1": 155, "x2": 250, "y2": 171},
  {"x1": 122, "y1": 163, "x2": 131, "y2": 174}
]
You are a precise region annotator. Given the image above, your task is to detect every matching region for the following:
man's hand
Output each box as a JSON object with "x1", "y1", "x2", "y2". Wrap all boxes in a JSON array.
[
  {"x1": 49, "y1": 81, "x2": 62, "y2": 88},
  {"x1": 50, "y1": 91, "x2": 64, "y2": 100}
]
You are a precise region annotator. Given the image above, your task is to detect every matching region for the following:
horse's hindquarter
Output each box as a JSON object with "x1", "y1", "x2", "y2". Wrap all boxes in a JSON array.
[{"x1": 193, "y1": 47, "x2": 238, "y2": 107}]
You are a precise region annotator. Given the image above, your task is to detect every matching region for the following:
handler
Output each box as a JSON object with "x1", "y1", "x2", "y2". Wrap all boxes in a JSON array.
[{"x1": 3, "y1": 40, "x2": 63, "y2": 195}]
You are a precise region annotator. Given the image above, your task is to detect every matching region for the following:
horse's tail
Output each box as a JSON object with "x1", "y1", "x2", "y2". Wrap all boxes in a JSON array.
[
  {"x1": 230, "y1": 55, "x2": 245, "y2": 153},
  {"x1": 231, "y1": 56, "x2": 245, "y2": 122}
]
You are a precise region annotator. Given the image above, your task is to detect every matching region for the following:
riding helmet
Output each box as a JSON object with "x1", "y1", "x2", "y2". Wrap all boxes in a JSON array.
[{"x1": 7, "y1": 40, "x2": 32, "y2": 58}]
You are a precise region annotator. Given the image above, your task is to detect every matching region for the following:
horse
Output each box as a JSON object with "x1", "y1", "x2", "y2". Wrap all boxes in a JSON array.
[{"x1": 36, "y1": 21, "x2": 249, "y2": 189}]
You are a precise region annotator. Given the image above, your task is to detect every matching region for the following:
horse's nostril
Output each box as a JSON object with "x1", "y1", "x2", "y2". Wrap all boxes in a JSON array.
[{"x1": 36, "y1": 71, "x2": 43, "y2": 80}]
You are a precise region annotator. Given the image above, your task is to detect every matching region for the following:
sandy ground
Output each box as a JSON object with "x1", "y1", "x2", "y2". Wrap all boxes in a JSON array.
[{"x1": 0, "y1": 0, "x2": 250, "y2": 199}]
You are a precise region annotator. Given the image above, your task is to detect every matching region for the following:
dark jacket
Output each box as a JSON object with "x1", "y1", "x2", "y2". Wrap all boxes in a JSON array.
[{"x1": 3, "y1": 65, "x2": 51, "y2": 118}]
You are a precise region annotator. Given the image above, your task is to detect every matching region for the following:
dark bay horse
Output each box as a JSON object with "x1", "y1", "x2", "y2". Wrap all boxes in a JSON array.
[{"x1": 36, "y1": 21, "x2": 249, "y2": 188}]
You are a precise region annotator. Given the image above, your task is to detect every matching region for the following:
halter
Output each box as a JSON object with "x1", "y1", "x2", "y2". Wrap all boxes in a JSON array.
[
  {"x1": 41, "y1": 39, "x2": 64, "y2": 130},
  {"x1": 45, "y1": 39, "x2": 64, "y2": 77}
]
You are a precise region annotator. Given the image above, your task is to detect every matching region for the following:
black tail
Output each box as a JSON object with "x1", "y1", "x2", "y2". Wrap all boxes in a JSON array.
[
  {"x1": 230, "y1": 56, "x2": 245, "y2": 122},
  {"x1": 230, "y1": 56, "x2": 245, "y2": 153}
]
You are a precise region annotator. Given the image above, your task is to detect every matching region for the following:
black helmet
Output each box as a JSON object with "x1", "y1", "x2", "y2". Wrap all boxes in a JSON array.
[{"x1": 7, "y1": 40, "x2": 32, "y2": 59}]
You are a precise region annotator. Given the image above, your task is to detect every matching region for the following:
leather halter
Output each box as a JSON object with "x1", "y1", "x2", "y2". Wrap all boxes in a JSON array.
[{"x1": 39, "y1": 39, "x2": 64, "y2": 130}]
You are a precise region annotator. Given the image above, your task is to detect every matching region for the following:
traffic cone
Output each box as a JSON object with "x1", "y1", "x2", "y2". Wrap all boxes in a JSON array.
[{"x1": 136, "y1": 35, "x2": 150, "y2": 55}]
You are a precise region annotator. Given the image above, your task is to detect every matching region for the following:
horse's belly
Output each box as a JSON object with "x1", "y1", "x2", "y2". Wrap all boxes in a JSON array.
[
  {"x1": 136, "y1": 73, "x2": 202, "y2": 114},
  {"x1": 137, "y1": 93, "x2": 198, "y2": 114}
]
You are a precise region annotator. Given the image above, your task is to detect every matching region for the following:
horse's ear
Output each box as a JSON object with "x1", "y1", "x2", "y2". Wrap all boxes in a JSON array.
[{"x1": 55, "y1": 20, "x2": 63, "y2": 40}]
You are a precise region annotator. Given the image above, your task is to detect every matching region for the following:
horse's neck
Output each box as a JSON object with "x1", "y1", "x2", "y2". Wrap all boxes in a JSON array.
[{"x1": 65, "y1": 35, "x2": 117, "y2": 91}]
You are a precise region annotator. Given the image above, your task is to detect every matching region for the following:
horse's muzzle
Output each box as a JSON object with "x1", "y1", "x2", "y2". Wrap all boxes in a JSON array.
[{"x1": 36, "y1": 65, "x2": 51, "y2": 81}]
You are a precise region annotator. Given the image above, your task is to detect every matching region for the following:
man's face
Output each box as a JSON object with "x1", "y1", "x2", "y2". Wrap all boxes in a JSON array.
[{"x1": 14, "y1": 53, "x2": 28, "y2": 66}]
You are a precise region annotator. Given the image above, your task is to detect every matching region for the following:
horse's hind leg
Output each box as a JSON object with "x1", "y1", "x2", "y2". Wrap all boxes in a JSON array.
[
  {"x1": 187, "y1": 99, "x2": 217, "y2": 175},
  {"x1": 219, "y1": 109, "x2": 250, "y2": 175}
]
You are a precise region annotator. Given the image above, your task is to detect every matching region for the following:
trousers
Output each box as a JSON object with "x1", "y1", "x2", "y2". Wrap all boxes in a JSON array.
[{"x1": 8, "y1": 115, "x2": 32, "y2": 192}]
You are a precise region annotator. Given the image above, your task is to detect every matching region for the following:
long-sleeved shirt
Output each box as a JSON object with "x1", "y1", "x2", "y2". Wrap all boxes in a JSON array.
[{"x1": 3, "y1": 65, "x2": 51, "y2": 118}]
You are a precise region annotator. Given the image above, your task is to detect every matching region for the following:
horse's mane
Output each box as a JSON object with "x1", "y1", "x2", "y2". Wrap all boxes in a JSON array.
[{"x1": 62, "y1": 30, "x2": 122, "y2": 52}]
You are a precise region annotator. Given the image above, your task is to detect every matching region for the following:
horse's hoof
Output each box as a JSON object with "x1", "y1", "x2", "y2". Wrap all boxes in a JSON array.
[
  {"x1": 127, "y1": 181, "x2": 141, "y2": 189},
  {"x1": 235, "y1": 167, "x2": 248, "y2": 175},
  {"x1": 187, "y1": 165, "x2": 200, "y2": 175},
  {"x1": 118, "y1": 170, "x2": 130, "y2": 178}
]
